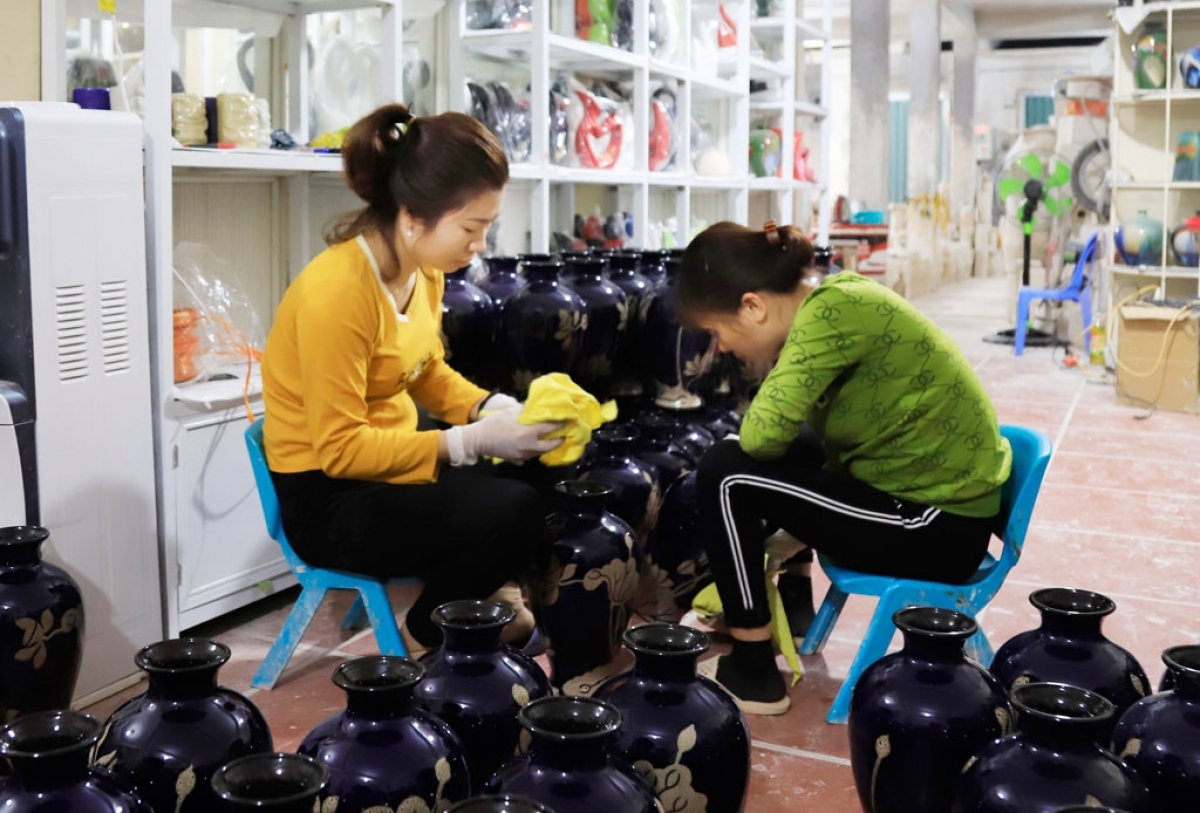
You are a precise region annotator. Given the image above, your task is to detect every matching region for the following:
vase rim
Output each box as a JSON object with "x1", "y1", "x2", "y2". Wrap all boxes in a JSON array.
[
  {"x1": 446, "y1": 795, "x2": 554, "y2": 813},
  {"x1": 1164, "y1": 645, "x2": 1200, "y2": 676},
  {"x1": 554, "y1": 479, "x2": 614, "y2": 500},
  {"x1": 892, "y1": 606, "x2": 977, "y2": 639},
  {"x1": 211, "y1": 752, "x2": 330, "y2": 807},
  {"x1": 1029, "y1": 588, "x2": 1115, "y2": 618},
  {"x1": 0, "y1": 710, "x2": 102, "y2": 760},
  {"x1": 518, "y1": 696, "x2": 621, "y2": 742},
  {"x1": 623, "y1": 623, "x2": 711, "y2": 657},
  {"x1": 0, "y1": 526, "x2": 49, "y2": 547},
  {"x1": 332, "y1": 655, "x2": 424, "y2": 694},
  {"x1": 431, "y1": 599, "x2": 516, "y2": 631},
  {"x1": 136, "y1": 637, "x2": 231, "y2": 674},
  {"x1": 1011, "y1": 682, "x2": 1115, "y2": 725}
]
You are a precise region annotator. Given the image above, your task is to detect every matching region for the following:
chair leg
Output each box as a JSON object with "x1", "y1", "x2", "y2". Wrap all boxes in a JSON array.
[
  {"x1": 252, "y1": 584, "x2": 327, "y2": 690},
  {"x1": 799, "y1": 583, "x2": 848, "y2": 656},
  {"x1": 826, "y1": 592, "x2": 904, "y2": 725},
  {"x1": 1080, "y1": 285, "x2": 1093, "y2": 356},
  {"x1": 1015, "y1": 292, "x2": 1032, "y2": 356},
  {"x1": 341, "y1": 595, "x2": 368, "y2": 631},
  {"x1": 360, "y1": 582, "x2": 406, "y2": 657}
]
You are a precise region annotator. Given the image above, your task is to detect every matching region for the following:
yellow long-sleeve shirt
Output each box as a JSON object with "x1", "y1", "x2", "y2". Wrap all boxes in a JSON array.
[{"x1": 262, "y1": 237, "x2": 488, "y2": 484}]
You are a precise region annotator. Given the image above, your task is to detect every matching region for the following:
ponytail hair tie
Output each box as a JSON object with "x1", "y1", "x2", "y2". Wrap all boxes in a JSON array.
[{"x1": 764, "y1": 219, "x2": 781, "y2": 247}]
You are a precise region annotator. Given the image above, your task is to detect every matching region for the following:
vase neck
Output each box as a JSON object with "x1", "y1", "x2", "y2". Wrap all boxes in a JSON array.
[
  {"x1": 633, "y1": 650, "x2": 700, "y2": 683},
  {"x1": 441, "y1": 625, "x2": 505, "y2": 654},
  {"x1": 9, "y1": 749, "x2": 90, "y2": 789},
  {"x1": 1038, "y1": 612, "x2": 1104, "y2": 637},
  {"x1": 345, "y1": 685, "x2": 415, "y2": 719},
  {"x1": 147, "y1": 667, "x2": 220, "y2": 699},
  {"x1": 1173, "y1": 670, "x2": 1200, "y2": 700},
  {"x1": 900, "y1": 628, "x2": 968, "y2": 661},
  {"x1": 529, "y1": 732, "x2": 611, "y2": 770},
  {"x1": 0, "y1": 529, "x2": 46, "y2": 568},
  {"x1": 1018, "y1": 713, "x2": 1106, "y2": 749}
]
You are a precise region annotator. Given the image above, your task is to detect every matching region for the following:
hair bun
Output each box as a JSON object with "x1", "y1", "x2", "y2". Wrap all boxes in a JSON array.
[
  {"x1": 340, "y1": 103, "x2": 416, "y2": 209},
  {"x1": 778, "y1": 225, "x2": 814, "y2": 266}
]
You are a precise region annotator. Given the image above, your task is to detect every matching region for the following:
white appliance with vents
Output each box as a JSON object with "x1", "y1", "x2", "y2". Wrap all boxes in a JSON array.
[{"x1": 0, "y1": 102, "x2": 162, "y2": 704}]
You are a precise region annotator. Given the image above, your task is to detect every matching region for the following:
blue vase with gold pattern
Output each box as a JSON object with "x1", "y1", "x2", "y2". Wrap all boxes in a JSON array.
[{"x1": 503, "y1": 259, "x2": 586, "y2": 396}]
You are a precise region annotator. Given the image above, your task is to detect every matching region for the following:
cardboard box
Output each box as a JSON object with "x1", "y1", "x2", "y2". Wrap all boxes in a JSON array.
[{"x1": 1116, "y1": 303, "x2": 1200, "y2": 413}]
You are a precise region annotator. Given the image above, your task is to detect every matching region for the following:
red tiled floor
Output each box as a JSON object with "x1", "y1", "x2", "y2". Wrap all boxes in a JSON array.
[{"x1": 77, "y1": 277, "x2": 1200, "y2": 813}]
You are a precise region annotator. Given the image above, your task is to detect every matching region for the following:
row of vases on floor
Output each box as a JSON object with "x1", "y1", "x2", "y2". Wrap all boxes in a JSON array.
[
  {"x1": 847, "y1": 587, "x2": 1200, "y2": 813},
  {"x1": 445, "y1": 249, "x2": 731, "y2": 410},
  {"x1": 0, "y1": 603, "x2": 749, "y2": 813}
]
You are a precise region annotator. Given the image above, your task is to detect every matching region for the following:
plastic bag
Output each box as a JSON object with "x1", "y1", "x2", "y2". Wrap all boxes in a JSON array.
[{"x1": 566, "y1": 77, "x2": 635, "y2": 171}]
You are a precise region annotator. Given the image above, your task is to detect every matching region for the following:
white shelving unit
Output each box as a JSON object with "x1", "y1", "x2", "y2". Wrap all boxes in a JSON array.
[
  {"x1": 1109, "y1": 0, "x2": 1200, "y2": 304},
  {"x1": 42, "y1": 0, "x2": 408, "y2": 636},
  {"x1": 445, "y1": 0, "x2": 832, "y2": 253}
]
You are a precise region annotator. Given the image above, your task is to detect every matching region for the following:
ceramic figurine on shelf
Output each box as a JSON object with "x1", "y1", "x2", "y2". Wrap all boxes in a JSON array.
[
  {"x1": 1172, "y1": 214, "x2": 1200, "y2": 267},
  {"x1": 1133, "y1": 24, "x2": 1169, "y2": 90},
  {"x1": 1182, "y1": 46, "x2": 1200, "y2": 89},
  {"x1": 749, "y1": 128, "x2": 782, "y2": 177},
  {"x1": 1114, "y1": 211, "x2": 1165, "y2": 266}
]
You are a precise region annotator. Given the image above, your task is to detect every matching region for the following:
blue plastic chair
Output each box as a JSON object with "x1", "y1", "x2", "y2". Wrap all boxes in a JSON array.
[
  {"x1": 799, "y1": 425, "x2": 1053, "y2": 724},
  {"x1": 1015, "y1": 234, "x2": 1098, "y2": 356},
  {"x1": 244, "y1": 419, "x2": 409, "y2": 689}
]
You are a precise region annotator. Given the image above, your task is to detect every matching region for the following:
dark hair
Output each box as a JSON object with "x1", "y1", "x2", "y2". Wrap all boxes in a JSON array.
[
  {"x1": 328, "y1": 103, "x2": 509, "y2": 247},
  {"x1": 677, "y1": 221, "x2": 815, "y2": 316}
]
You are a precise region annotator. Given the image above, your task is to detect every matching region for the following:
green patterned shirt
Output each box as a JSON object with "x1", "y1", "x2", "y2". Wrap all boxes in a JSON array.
[{"x1": 740, "y1": 272, "x2": 1011, "y2": 517}]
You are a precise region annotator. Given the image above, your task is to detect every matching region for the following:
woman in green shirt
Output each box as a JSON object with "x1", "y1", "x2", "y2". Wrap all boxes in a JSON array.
[{"x1": 680, "y1": 221, "x2": 1011, "y2": 715}]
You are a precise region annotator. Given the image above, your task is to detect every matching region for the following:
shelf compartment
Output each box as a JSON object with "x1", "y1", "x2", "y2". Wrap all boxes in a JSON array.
[
  {"x1": 748, "y1": 16, "x2": 831, "y2": 43},
  {"x1": 796, "y1": 102, "x2": 829, "y2": 118},
  {"x1": 461, "y1": 29, "x2": 643, "y2": 74},
  {"x1": 648, "y1": 172, "x2": 690, "y2": 187},
  {"x1": 748, "y1": 55, "x2": 791, "y2": 82},
  {"x1": 691, "y1": 73, "x2": 744, "y2": 100},
  {"x1": 544, "y1": 167, "x2": 645, "y2": 185},
  {"x1": 172, "y1": 148, "x2": 343, "y2": 173},
  {"x1": 690, "y1": 177, "x2": 747, "y2": 191}
]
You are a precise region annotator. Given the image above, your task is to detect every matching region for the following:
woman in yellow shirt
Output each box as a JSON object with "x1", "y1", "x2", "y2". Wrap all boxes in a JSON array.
[{"x1": 262, "y1": 104, "x2": 561, "y2": 653}]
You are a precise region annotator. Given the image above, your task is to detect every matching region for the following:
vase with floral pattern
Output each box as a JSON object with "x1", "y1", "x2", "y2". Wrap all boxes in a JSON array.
[
  {"x1": 575, "y1": 427, "x2": 662, "y2": 549},
  {"x1": 442, "y1": 268, "x2": 497, "y2": 386},
  {"x1": 564, "y1": 256, "x2": 628, "y2": 399},
  {"x1": 639, "y1": 472, "x2": 710, "y2": 623},
  {"x1": 642, "y1": 258, "x2": 715, "y2": 410},
  {"x1": 607, "y1": 251, "x2": 654, "y2": 398},
  {"x1": 503, "y1": 259, "x2": 586, "y2": 396}
]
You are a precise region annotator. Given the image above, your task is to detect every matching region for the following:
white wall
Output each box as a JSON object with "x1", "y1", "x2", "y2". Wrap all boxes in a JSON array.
[{"x1": 0, "y1": 0, "x2": 40, "y2": 101}]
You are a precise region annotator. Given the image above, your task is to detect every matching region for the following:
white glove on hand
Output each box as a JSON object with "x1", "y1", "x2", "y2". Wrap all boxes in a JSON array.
[
  {"x1": 477, "y1": 392, "x2": 521, "y2": 417},
  {"x1": 445, "y1": 409, "x2": 564, "y2": 466}
]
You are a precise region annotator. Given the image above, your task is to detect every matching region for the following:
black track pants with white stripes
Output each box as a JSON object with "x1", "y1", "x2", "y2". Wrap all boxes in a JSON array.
[{"x1": 696, "y1": 439, "x2": 997, "y2": 629}]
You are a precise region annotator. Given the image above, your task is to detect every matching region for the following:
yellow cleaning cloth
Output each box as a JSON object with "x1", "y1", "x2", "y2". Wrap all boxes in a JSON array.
[
  {"x1": 693, "y1": 561, "x2": 803, "y2": 686},
  {"x1": 518, "y1": 373, "x2": 618, "y2": 467}
]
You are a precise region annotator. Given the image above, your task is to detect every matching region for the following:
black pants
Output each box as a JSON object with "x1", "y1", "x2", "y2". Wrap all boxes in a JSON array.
[
  {"x1": 697, "y1": 438, "x2": 996, "y2": 629},
  {"x1": 272, "y1": 465, "x2": 546, "y2": 646}
]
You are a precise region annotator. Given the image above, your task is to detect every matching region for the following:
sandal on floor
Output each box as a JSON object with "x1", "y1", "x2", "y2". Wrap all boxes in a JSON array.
[{"x1": 697, "y1": 655, "x2": 792, "y2": 716}]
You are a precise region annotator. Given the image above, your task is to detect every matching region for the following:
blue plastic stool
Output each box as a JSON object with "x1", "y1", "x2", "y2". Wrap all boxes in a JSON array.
[
  {"x1": 800, "y1": 425, "x2": 1053, "y2": 724},
  {"x1": 1015, "y1": 234, "x2": 1098, "y2": 356},
  {"x1": 245, "y1": 419, "x2": 412, "y2": 689}
]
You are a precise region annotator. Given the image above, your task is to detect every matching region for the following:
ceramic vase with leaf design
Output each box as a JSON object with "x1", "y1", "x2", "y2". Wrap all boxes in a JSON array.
[
  {"x1": 848, "y1": 607, "x2": 1011, "y2": 813},
  {"x1": 95, "y1": 638, "x2": 273, "y2": 813},
  {"x1": 990, "y1": 588, "x2": 1150, "y2": 743},
  {"x1": 483, "y1": 696, "x2": 658, "y2": 813},
  {"x1": 638, "y1": 472, "x2": 710, "y2": 623},
  {"x1": 593, "y1": 624, "x2": 750, "y2": 812},
  {"x1": 211, "y1": 753, "x2": 329, "y2": 813},
  {"x1": 298, "y1": 656, "x2": 470, "y2": 813},
  {"x1": 564, "y1": 256, "x2": 628, "y2": 399},
  {"x1": 1110, "y1": 645, "x2": 1200, "y2": 813},
  {"x1": 0, "y1": 710, "x2": 153, "y2": 813},
  {"x1": 952, "y1": 683, "x2": 1150, "y2": 813},
  {"x1": 503, "y1": 259, "x2": 586, "y2": 396},
  {"x1": 441, "y1": 268, "x2": 497, "y2": 387},
  {"x1": 538, "y1": 481, "x2": 639, "y2": 696},
  {"x1": 478, "y1": 257, "x2": 528, "y2": 391},
  {"x1": 575, "y1": 427, "x2": 662, "y2": 550},
  {"x1": 642, "y1": 257, "x2": 715, "y2": 410},
  {"x1": 446, "y1": 797, "x2": 555, "y2": 812},
  {"x1": 633, "y1": 409, "x2": 715, "y2": 468},
  {"x1": 0, "y1": 526, "x2": 84, "y2": 721},
  {"x1": 606, "y1": 251, "x2": 653, "y2": 398},
  {"x1": 413, "y1": 600, "x2": 553, "y2": 794}
]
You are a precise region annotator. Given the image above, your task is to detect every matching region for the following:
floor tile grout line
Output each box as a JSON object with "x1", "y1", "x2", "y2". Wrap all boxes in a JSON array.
[
  {"x1": 1006, "y1": 577, "x2": 1200, "y2": 609},
  {"x1": 1026, "y1": 524, "x2": 1200, "y2": 548},
  {"x1": 1038, "y1": 481, "x2": 1200, "y2": 500},
  {"x1": 1049, "y1": 380, "x2": 1084, "y2": 469},
  {"x1": 751, "y1": 740, "x2": 852, "y2": 767},
  {"x1": 1051, "y1": 449, "x2": 1200, "y2": 465}
]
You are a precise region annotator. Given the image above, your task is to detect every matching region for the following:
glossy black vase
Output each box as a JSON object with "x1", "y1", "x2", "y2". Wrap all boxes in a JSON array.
[
  {"x1": 576, "y1": 427, "x2": 661, "y2": 547},
  {"x1": 633, "y1": 409, "x2": 715, "y2": 467},
  {"x1": 638, "y1": 472, "x2": 709, "y2": 623},
  {"x1": 1111, "y1": 646, "x2": 1200, "y2": 812},
  {"x1": 211, "y1": 753, "x2": 329, "y2": 813},
  {"x1": 607, "y1": 251, "x2": 653, "y2": 398},
  {"x1": 539, "y1": 481, "x2": 638, "y2": 695},
  {"x1": 447, "y1": 797, "x2": 555, "y2": 812},
  {"x1": 849, "y1": 608, "x2": 1011, "y2": 813},
  {"x1": 0, "y1": 710, "x2": 152, "y2": 813},
  {"x1": 593, "y1": 624, "x2": 750, "y2": 812},
  {"x1": 298, "y1": 657, "x2": 470, "y2": 812},
  {"x1": 414, "y1": 600, "x2": 553, "y2": 793},
  {"x1": 479, "y1": 257, "x2": 528, "y2": 391},
  {"x1": 990, "y1": 588, "x2": 1150, "y2": 741},
  {"x1": 96, "y1": 639, "x2": 273, "y2": 813},
  {"x1": 483, "y1": 696, "x2": 658, "y2": 813},
  {"x1": 0, "y1": 526, "x2": 84, "y2": 720},
  {"x1": 641, "y1": 258, "x2": 714, "y2": 410},
  {"x1": 952, "y1": 683, "x2": 1150, "y2": 813},
  {"x1": 504, "y1": 259, "x2": 586, "y2": 395},
  {"x1": 565, "y1": 256, "x2": 628, "y2": 398},
  {"x1": 442, "y1": 268, "x2": 498, "y2": 386}
]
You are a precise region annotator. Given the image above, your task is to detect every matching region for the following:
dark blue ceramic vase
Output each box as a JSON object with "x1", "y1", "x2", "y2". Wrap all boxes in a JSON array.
[
  {"x1": 447, "y1": 796, "x2": 555, "y2": 812},
  {"x1": 298, "y1": 657, "x2": 471, "y2": 812},
  {"x1": 1111, "y1": 645, "x2": 1200, "y2": 812},
  {"x1": 565, "y1": 256, "x2": 628, "y2": 398},
  {"x1": 414, "y1": 600, "x2": 553, "y2": 793},
  {"x1": 211, "y1": 753, "x2": 329, "y2": 813},
  {"x1": 848, "y1": 607, "x2": 1011, "y2": 813},
  {"x1": 953, "y1": 683, "x2": 1150, "y2": 813},
  {"x1": 606, "y1": 251, "x2": 653, "y2": 399},
  {"x1": 0, "y1": 526, "x2": 84, "y2": 720},
  {"x1": 633, "y1": 410, "x2": 715, "y2": 468},
  {"x1": 593, "y1": 624, "x2": 750, "y2": 812},
  {"x1": 483, "y1": 697, "x2": 658, "y2": 813},
  {"x1": 442, "y1": 268, "x2": 498, "y2": 387},
  {"x1": 479, "y1": 257, "x2": 527, "y2": 391},
  {"x1": 96, "y1": 639, "x2": 273, "y2": 813},
  {"x1": 576, "y1": 427, "x2": 661, "y2": 547},
  {"x1": 0, "y1": 710, "x2": 153, "y2": 813},
  {"x1": 642, "y1": 258, "x2": 714, "y2": 410},
  {"x1": 990, "y1": 588, "x2": 1150, "y2": 742},
  {"x1": 629, "y1": 430, "x2": 690, "y2": 493},
  {"x1": 539, "y1": 481, "x2": 638, "y2": 696},
  {"x1": 504, "y1": 259, "x2": 586, "y2": 395},
  {"x1": 639, "y1": 472, "x2": 710, "y2": 623}
]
